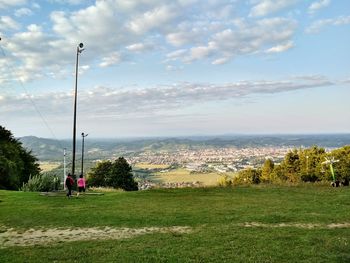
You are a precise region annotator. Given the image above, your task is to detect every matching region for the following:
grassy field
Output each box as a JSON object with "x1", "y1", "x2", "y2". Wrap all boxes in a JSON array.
[
  {"x1": 0, "y1": 186, "x2": 349, "y2": 262},
  {"x1": 134, "y1": 162, "x2": 170, "y2": 170},
  {"x1": 153, "y1": 168, "x2": 232, "y2": 186},
  {"x1": 38, "y1": 161, "x2": 61, "y2": 172}
]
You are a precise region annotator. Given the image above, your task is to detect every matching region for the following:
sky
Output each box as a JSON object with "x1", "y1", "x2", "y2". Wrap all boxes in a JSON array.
[{"x1": 0, "y1": 0, "x2": 349, "y2": 138}]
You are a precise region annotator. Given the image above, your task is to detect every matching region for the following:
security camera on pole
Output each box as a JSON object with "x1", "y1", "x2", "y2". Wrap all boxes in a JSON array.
[{"x1": 72, "y1": 43, "x2": 84, "y2": 178}]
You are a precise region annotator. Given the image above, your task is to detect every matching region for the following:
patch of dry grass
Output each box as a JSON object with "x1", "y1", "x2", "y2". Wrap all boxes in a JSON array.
[
  {"x1": 38, "y1": 162, "x2": 61, "y2": 172},
  {"x1": 153, "y1": 168, "x2": 235, "y2": 186},
  {"x1": 134, "y1": 162, "x2": 170, "y2": 169},
  {"x1": 0, "y1": 226, "x2": 192, "y2": 248}
]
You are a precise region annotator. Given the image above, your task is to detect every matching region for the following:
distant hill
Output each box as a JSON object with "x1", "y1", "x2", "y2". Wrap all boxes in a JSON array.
[{"x1": 19, "y1": 134, "x2": 350, "y2": 161}]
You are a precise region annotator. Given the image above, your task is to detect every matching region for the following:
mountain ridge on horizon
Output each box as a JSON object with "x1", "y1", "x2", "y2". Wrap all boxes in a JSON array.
[{"x1": 18, "y1": 134, "x2": 350, "y2": 162}]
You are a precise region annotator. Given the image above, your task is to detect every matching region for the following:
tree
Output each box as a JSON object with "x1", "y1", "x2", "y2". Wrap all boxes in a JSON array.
[
  {"x1": 0, "y1": 126, "x2": 40, "y2": 190},
  {"x1": 234, "y1": 168, "x2": 261, "y2": 185},
  {"x1": 107, "y1": 157, "x2": 138, "y2": 191},
  {"x1": 270, "y1": 164, "x2": 287, "y2": 183},
  {"x1": 88, "y1": 157, "x2": 138, "y2": 191},
  {"x1": 299, "y1": 146, "x2": 326, "y2": 182},
  {"x1": 281, "y1": 150, "x2": 301, "y2": 183},
  {"x1": 261, "y1": 159, "x2": 274, "y2": 183},
  {"x1": 87, "y1": 160, "x2": 112, "y2": 187},
  {"x1": 328, "y1": 146, "x2": 350, "y2": 183}
]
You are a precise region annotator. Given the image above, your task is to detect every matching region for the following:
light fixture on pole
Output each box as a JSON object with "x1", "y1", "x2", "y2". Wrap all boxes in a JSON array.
[
  {"x1": 81, "y1": 132, "x2": 88, "y2": 176},
  {"x1": 322, "y1": 157, "x2": 339, "y2": 187},
  {"x1": 72, "y1": 43, "x2": 84, "y2": 177}
]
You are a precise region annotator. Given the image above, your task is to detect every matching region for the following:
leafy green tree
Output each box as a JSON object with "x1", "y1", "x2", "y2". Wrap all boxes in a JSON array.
[
  {"x1": 87, "y1": 160, "x2": 112, "y2": 187},
  {"x1": 329, "y1": 146, "x2": 350, "y2": 182},
  {"x1": 0, "y1": 126, "x2": 40, "y2": 190},
  {"x1": 261, "y1": 159, "x2": 274, "y2": 183},
  {"x1": 88, "y1": 158, "x2": 138, "y2": 191},
  {"x1": 299, "y1": 146, "x2": 326, "y2": 182},
  {"x1": 234, "y1": 168, "x2": 261, "y2": 185},
  {"x1": 270, "y1": 164, "x2": 287, "y2": 183},
  {"x1": 107, "y1": 157, "x2": 138, "y2": 191},
  {"x1": 280, "y1": 150, "x2": 301, "y2": 183}
]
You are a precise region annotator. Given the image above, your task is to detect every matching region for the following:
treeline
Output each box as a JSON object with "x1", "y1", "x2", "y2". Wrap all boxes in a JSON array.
[
  {"x1": 0, "y1": 125, "x2": 138, "y2": 191},
  {"x1": 233, "y1": 146, "x2": 350, "y2": 185},
  {"x1": 0, "y1": 126, "x2": 41, "y2": 190}
]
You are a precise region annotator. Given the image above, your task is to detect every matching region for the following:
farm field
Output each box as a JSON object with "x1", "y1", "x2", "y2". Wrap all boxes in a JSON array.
[
  {"x1": 0, "y1": 186, "x2": 349, "y2": 262},
  {"x1": 153, "y1": 168, "x2": 232, "y2": 186},
  {"x1": 134, "y1": 162, "x2": 170, "y2": 170},
  {"x1": 38, "y1": 161, "x2": 61, "y2": 172}
]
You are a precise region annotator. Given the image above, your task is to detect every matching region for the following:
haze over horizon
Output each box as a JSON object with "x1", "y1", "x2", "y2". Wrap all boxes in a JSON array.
[
  {"x1": 17, "y1": 132, "x2": 350, "y2": 141},
  {"x1": 1, "y1": 0, "x2": 349, "y2": 138}
]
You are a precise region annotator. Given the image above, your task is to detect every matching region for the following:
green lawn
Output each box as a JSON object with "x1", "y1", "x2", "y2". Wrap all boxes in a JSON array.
[{"x1": 0, "y1": 186, "x2": 349, "y2": 262}]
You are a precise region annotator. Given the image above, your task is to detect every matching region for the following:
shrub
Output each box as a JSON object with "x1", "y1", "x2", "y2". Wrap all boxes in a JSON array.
[
  {"x1": 21, "y1": 174, "x2": 60, "y2": 192},
  {"x1": 233, "y1": 168, "x2": 261, "y2": 185},
  {"x1": 217, "y1": 175, "x2": 233, "y2": 187}
]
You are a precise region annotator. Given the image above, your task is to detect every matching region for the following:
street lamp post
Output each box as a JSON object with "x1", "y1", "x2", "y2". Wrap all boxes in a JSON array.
[
  {"x1": 63, "y1": 148, "x2": 67, "y2": 190},
  {"x1": 81, "y1": 132, "x2": 88, "y2": 176},
  {"x1": 72, "y1": 43, "x2": 84, "y2": 177}
]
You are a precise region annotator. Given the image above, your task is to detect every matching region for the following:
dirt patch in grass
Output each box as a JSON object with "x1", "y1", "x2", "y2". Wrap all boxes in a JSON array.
[
  {"x1": 241, "y1": 222, "x2": 350, "y2": 229},
  {"x1": 0, "y1": 226, "x2": 192, "y2": 248}
]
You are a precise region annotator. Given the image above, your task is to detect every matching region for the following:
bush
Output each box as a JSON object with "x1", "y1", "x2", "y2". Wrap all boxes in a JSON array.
[
  {"x1": 233, "y1": 168, "x2": 261, "y2": 185},
  {"x1": 21, "y1": 174, "x2": 60, "y2": 192},
  {"x1": 217, "y1": 175, "x2": 233, "y2": 187}
]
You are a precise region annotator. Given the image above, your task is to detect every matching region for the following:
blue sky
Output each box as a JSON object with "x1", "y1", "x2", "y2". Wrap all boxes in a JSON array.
[{"x1": 0, "y1": 0, "x2": 349, "y2": 138}]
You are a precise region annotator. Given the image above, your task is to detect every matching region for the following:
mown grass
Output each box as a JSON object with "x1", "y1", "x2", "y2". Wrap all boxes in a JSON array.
[{"x1": 0, "y1": 185, "x2": 349, "y2": 262}]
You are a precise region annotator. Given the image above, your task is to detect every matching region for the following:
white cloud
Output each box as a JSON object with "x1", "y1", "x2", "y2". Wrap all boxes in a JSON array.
[
  {"x1": 6, "y1": 24, "x2": 59, "y2": 81},
  {"x1": 0, "y1": 75, "x2": 334, "y2": 118},
  {"x1": 178, "y1": 17, "x2": 297, "y2": 63},
  {"x1": 127, "y1": 4, "x2": 179, "y2": 34},
  {"x1": 99, "y1": 52, "x2": 122, "y2": 67},
  {"x1": 249, "y1": 0, "x2": 299, "y2": 17},
  {"x1": 32, "y1": 3, "x2": 40, "y2": 9},
  {"x1": 212, "y1": 57, "x2": 230, "y2": 65},
  {"x1": 166, "y1": 24, "x2": 203, "y2": 47},
  {"x1": 14, "y1": 7, "x2": 33, "y2": 17},
  {"x1": 306, "y1": 15, "x2": 350, "y2": 33},
  {"x1": 1, "y1": 0, "x2": 297, "y2": 83},
  {"x1": 166, "y1": 49, "x2": 187, "y2": 61},
  {"x1": 308, "y1": 0, "x2": 331, "y2": 15},
  {"x1": 0, "y1": 16, "x2": 20, "y2": 31},
  {"x1": 265, "y1": 41, "x2": 294, "y2": 53},
  {"x1": 0, "y1": 0, "x2": 26, "y2": 9},
  {"x1": 126, "y1": 42, "x2": 154, "y2": 52},
  {"x1": 49, "y1": 0, "x2": 84, "y2": 5},
  {"x1": 188, "y1": 44, "x2": 215, "y2": 61}
]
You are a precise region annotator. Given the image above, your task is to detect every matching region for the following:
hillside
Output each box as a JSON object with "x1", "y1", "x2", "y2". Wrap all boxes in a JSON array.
[
  {"x1": 1, "y1": 186, "x2": 349, "y2": 262},
  {"x1": 19, "y1": 134, "x2": 350, "y2": 161}
]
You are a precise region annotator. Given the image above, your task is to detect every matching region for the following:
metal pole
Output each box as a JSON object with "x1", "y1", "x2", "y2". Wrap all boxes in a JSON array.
[
  {"x1": 330, "y1": 163, "x2": 335, "y2": 182},
  {"x1": 72, "y1": 43, "x2": 84, "y2": 177},
  {"x1": 81, "y1": 133, "x2": 88, "y2": 176},
  {"x1": 64, "y1": 148, "x2": 67, "y2": 190}
]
